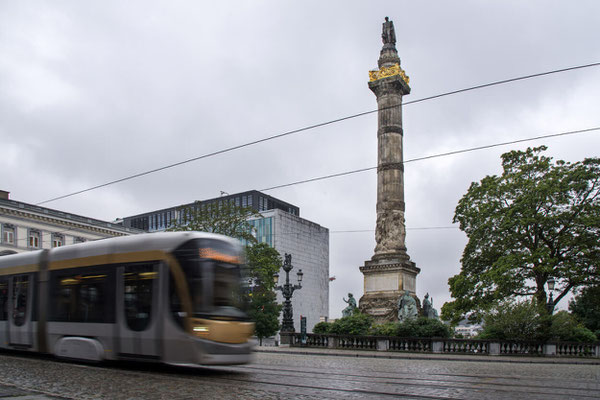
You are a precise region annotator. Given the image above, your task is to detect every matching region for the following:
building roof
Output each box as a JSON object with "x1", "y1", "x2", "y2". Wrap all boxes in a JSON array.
[{"x1": 0, "y1": 196, "x2": 140, "y2": 235}]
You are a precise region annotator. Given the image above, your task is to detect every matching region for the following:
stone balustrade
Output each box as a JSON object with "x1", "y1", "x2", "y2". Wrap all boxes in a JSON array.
[{"x1": 280, "y1": 332, "x2": 600, "y2": 358}]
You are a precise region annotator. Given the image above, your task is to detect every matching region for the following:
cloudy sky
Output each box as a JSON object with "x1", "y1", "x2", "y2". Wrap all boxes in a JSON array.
[{"x1": 2, "y1": 1, "x2": 599, "y2": 318}]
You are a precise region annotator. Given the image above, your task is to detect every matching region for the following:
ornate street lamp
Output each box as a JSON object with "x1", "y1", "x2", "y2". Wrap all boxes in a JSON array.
[
  {"x1": 546, "y1": 277, "x2": 556, "y2": 314},
  {"x1": 274, "y1": 253, "x2": 303, "y2": 333}
]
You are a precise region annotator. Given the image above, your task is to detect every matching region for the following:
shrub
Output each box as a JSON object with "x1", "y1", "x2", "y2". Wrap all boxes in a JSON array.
[
  {"x1": 395, "y1": 317, "x2": 452, "y2": 338},
  {"x1": 478, "y1": 300, "x2": 545, "y2": 341},
  {"x1": 313, "y1": 321, "x2": 332, "y2": 334},
  {"x1": 411, "y1": 317, "x2": 453, "y2": 338},
  {"x1": 550, "y1": 311, "x2": 598, "y2": 342},
  {"x1": 369, "y1": 322, "x2": 399, "y2": 336},
  {"x1": 369, "y1": 318, "x2": 452, "y2": 338},
  {"x1": 329, "y1": 313, "x2": 374, "y2": 336}
]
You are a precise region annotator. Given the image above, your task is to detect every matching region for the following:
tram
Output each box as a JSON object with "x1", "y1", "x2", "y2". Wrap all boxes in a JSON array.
[{"x1": 0, "y1": 232, "x2": 255, "y2": 365}]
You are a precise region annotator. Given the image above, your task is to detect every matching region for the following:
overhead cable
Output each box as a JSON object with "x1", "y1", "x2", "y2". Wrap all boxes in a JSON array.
[
  {"x1": 36, "y1": 62, "x2": 600, "y2": 205},
  {"x1": 259, "y1": 126, "x2": 600, "y2": 191}
]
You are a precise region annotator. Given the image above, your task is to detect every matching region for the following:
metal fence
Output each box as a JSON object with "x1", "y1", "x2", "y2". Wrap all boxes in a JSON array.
[{"x1": 282, "y1": 333, "x2": 600, "y2": 357}]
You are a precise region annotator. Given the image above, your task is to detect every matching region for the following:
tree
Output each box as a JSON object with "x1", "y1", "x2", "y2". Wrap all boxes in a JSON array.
[
  {"x1": 569, "y1": 285, "x2": 600, "y2": 337},
  {"x1": 245, "y1": 243, "x2": 283, "y2": 344},
  {"x1": 443, "y1": 146, "x2": 600, "y2": 324},
  {"x1": 168, "y1": 199, "x2": 260, "y2": 244}
]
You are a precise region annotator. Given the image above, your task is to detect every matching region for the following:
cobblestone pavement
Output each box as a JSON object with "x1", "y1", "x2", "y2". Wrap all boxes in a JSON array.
[{"x1": 0, "y1": 351, "x2": 598, "y2": 399}]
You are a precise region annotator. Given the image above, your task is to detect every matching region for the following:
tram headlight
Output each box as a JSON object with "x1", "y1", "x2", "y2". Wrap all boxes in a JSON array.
[{"x1": 193, "y1": 326, "x2": 210, "y2": 336}]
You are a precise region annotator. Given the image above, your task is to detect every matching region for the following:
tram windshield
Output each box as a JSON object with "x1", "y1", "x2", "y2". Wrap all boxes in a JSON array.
[{"x1": 173, "y1": 238, "x2": 248, "y2": 320}]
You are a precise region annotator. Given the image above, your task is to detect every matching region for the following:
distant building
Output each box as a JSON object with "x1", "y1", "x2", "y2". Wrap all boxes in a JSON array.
[
  {"x1": 454, "y1": 320, "x2": 483, "y2": 338},
  {"x1": 120, "y1": 190, "x2": 329, "y2": 332},
  {"x1": 0, "y1": 190, "x2": 139, "y2": 255}
]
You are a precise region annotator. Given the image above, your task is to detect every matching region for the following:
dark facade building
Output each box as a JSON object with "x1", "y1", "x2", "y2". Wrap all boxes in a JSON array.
[{"x1": 122, "y1": 190, "x2": 299, "y2": 234}]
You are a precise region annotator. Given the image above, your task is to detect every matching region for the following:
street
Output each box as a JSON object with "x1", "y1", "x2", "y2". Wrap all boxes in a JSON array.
[{"x1": 0, "y1": 350, "x2": 598, "y2": 399}]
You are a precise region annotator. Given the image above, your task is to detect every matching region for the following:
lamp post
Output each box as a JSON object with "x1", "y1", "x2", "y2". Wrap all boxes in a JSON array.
[
  {"x1": 274, "y1": 253, "x2": 303, "y2": 333},
  {"x1": 546, "y1": 277, "x2": 556, "y2": 314}
]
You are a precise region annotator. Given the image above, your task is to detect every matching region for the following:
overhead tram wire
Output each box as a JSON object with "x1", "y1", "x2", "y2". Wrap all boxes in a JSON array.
[
  {"x1": 259, "y1": 126, "x2": 600, "y2": 192},
  {"x1": 36, "y1": 62, "x2": 600, "y2": 206}
]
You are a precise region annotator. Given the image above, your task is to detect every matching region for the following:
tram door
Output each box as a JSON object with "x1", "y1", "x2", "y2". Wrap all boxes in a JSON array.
[
  {"x1": 8, "y1": 274, "x2": 33, "y2": 347},
  {"x1": 117, "y1": 263, "x2": 160, "y2": 359}
]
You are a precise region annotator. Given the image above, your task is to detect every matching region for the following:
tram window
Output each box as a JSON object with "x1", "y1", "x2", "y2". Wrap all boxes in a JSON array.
[
  {"x1": 123, "y1": 264, "x2": 156, "y2": 332},
  {"x1": 49, "y1": 267, "x2": 115, "y2": 323},
  {"x1": 0, "y1": 279, "x2": 8, "y2": 321},
  {"x1": 12, "y1": 275, "x2": 29, "y2": 326}
]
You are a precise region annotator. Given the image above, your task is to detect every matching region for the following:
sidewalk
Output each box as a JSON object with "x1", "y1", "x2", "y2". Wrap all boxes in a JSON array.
[{"x1": 255, "y1": 345, "x2": 600, "y2": 365}]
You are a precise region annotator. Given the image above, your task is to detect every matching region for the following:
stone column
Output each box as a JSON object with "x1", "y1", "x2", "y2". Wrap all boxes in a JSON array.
[{"x1": 359, "y1": 17, "x2": 420, "y2": 323}]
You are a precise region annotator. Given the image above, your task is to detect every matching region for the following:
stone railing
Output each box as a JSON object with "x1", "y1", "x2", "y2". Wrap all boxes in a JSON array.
[{"x1": 280, "y1": 333, "x2": 600, "y2": 358}]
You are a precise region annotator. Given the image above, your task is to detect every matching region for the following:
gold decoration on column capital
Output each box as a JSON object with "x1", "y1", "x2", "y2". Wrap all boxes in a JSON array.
[{"x1": 369, "y1": 63, "x2": 410, "y2": 84}]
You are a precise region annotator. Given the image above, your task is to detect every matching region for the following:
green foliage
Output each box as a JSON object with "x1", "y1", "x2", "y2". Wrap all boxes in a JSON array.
[
  {"x1": 329, "y1": 313, "x2": 374, "y2": 336},
  {"x1": 550, "y1": 311, "x2": 597, "y2": 342},
  {"x1": 569, "y1": 285, "x2": 600, "y2": 334},
  {"x1": 313, "y1": 321, "x2": 332, "y2": 334},
  {"x1": 369, "y1": 318, "x2": 452, "y2": 338},
  {"x1": 369, "y1": 322, "x2": 399, "y2": 336},
  {"x1": 478, "y1": 300, "x2": 546, "y2": 341},
  {"x1": 168, "y1": 200, "x2": 261, "y2": 244},
  {"x1": 477, "y1": 300, "x2": 597, "y2": 342},
  {"x1": 444, "y1": 147, "x2": 600, "y2": 324},
  {"x1": 395, "y1": 318, "x2": 453, "y2": 338},
  {"x1": 245, "y1": 243, "x2": 283, "y2": 341},
  {"x1": 248, "y1": 290, "x2": 281, "y2": 342},
  {"x1": 245, "y1": 243, "x2": 281, "y2": 291}
]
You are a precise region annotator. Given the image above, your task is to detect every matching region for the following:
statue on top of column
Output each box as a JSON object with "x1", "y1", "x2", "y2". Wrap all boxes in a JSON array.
[{"x1": 382, "y1": 17, "x2": 396, "y2": 46}]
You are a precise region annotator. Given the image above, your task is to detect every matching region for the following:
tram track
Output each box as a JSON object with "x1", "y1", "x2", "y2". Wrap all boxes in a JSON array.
[
  {"x1": 1, "y1": 352, "x2": 599, "y2": 399},
  {"x1": 231, "y1": 362, "x2": 600, "y2": 393},
  {"x1": 210, "y1": 363, "x2": 600, "y2": 399}
]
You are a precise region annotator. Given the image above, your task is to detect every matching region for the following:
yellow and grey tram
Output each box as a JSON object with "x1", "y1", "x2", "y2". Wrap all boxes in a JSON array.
[{"x1": 0, "y1": 232, "x2": 254, "y2": 365}]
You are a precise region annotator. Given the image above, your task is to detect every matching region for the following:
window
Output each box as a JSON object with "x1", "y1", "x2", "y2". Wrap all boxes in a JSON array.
[
  {"x1": 52, "y1": 234, "x2": 63, "y2": 248},
  {"x1": 0, "y1": 279, "x2": 8, "y2": 321},
  {"x1": 28, "y1": 231, "x2": 40, "y2": 248},
  {"x1": 2, "y1": 226, "x2": 15, "y2": 245},
  {"x1": 74, "y1": 237, "x2": 86, "y2": 244},
  {"x1": 12, "y1": 275, "x2": 29, "y2": 326},
  {"x1": 49, "y1": 267, "x2": 115, "y2": 323},
  {"x1": 123, "y1": 263, "x2": 156, "y2": 332}
]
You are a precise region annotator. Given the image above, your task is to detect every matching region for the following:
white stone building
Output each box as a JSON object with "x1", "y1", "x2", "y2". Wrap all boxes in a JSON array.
[
  {"x1": 0, "y1": 190, "x2": 138, "y2": 255},
  {"x1": 263, "y1": 209, "x2": 329, "y2": 334}
]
